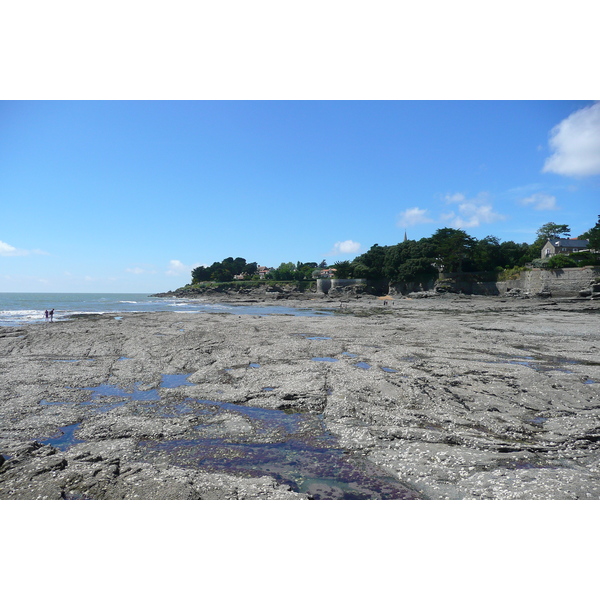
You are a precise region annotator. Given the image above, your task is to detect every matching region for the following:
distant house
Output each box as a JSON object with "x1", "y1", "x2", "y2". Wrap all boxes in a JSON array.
[
  {"x1": 257, "y1": 266, "x2": 272, "y2": 279},
  {"x1": 541, "y1": 237, "x2": 589, "y2": 259},
  {"x1": 319, "y1": 268, "x2": 337, "y2": 278}
]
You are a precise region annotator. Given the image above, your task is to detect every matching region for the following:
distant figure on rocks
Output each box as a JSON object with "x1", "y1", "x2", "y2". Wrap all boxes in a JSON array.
[
  {"x1": 45, "y1": 310, "x2": 49, "y2": 321},
  {"x1": 49, "y1": 309, "x2": 54, "y2": 322}
]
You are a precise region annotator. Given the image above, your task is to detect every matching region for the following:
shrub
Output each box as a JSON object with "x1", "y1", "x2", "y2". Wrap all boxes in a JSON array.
[
  {"x1": 530, "y1": 258, "x2": 550, "y2": 268},
  {"x1": 547, "y1": 254, "x2": 577, "y2": 268},
  {"x1": 497, "y1": 266, "x2": 530, "y2": 281},
  {"x1": 570, "y1": 251, "x2": 600, "y2": 267}
]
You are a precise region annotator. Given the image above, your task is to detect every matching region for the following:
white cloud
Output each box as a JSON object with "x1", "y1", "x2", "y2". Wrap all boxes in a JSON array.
[
  {"x1": 0, "y1": 241, "x2": 19, "y2": 256},
  {"x1": 507, "y1": 183, "x2": 544, "y2": 195},
  {"x1": 443, "y1": 193, "x2": 466, "y2": 204},
  {"x1": 329, "y1": 240, "x2": 362, "y2": 255},
  {"x1": 126, "y1": 265, "x2": 157, "y2": 275},
  {"x1": 166, "y1": 259, "x2": 202, "y2": 276},
  {"x1": 543, "y1": 101, "x2": 600, "y2": 177},
  {"x1": 0, "y1": 240, "x2": 47, "y2": 257},
  {"x1": 166, "y1": 260, "x2": 187, "y2": 276},
  {"x1": 441, "y1": 192, "x2": 506, "y2": 228},
  {"x1": 520, "y1": 192, "x2": 558, "y2": 211},
  {"x1": 397, "y1": 207, "x2": 434, "y2": 228}
]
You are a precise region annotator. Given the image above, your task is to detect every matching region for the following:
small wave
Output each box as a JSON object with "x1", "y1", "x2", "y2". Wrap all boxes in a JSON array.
[
  {"x1": 0, "y1": 310, "x2": 48, "y2": 326},
  {"x1": 119, "y1": 301, "x2": 138, "y2": 304},
  {"x1": 167, "y1": 301, "x2": 196, "y2": 307},
  {"x1": 0, "y1": 310, "x2": 42, "y2": 317},
  {"x1": 0, "y1": 310, "x2": 46, "y2": 322}
]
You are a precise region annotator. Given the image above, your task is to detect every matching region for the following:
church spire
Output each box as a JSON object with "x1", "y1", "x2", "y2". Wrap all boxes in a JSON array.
[{"x1": 404, "y1": 230, "x2": 408, "y2": 243}]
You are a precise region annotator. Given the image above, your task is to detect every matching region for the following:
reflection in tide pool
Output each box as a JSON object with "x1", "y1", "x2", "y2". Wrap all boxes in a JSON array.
[
  {"x1": 160, "y1": 373, "x2": 195, "y2": 388},
  {"x1": 354, "y1": 362, "x2": 371, "y2": 370},
  {"x1": 38, "y1": 423, "x2": 85, "y2": 451},
  {"x1": 139, "y1": 397, "x2": 419, "y2": 500},
  {"x1": 35, "y1": 370, "x2": 419, "y2": 499}
]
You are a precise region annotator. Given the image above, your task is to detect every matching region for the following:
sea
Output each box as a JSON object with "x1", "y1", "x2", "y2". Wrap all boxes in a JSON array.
[{"x1": 0, "y1": 293, "x2": 334, "y2": 327}]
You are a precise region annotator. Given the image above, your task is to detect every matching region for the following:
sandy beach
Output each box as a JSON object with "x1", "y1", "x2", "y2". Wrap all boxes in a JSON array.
[{"x1": 1, "y1": 294, "x2": 599, "y2": 500}]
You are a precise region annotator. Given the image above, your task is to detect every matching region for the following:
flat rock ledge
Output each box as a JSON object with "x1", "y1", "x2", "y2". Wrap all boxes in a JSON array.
[{"x1": 1, "y1": 295, "x2": 599, "y2": 500}]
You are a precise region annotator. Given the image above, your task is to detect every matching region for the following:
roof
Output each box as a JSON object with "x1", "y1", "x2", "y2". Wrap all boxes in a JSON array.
[{"x1": 549, "y1": 238, "x2": 589, "y2": 249}]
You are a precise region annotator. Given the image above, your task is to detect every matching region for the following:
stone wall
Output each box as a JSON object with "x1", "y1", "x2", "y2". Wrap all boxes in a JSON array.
[
  {"x1": 389, "y1": 278, "x2": 438, "y2": 295},
  {"x1": 433, "y1": 273, "x2": 500, "y2": 296},
  {"x1": 318, "y1": 268, "x2": 599, "y2": 298},
  {"x1": 316, "y1": 279, "x2": 367, "y2": 294},
  {"x1": 497, "y1": 267, "x2": 600, "y2": 298}
]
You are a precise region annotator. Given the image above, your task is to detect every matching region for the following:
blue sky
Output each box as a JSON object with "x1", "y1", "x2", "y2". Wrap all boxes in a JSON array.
[{"x1": 1, "y1": 100, "x2": 599, "y2": 293}]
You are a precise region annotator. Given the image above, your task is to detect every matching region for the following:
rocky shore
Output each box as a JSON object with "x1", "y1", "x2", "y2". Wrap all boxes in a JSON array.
[{"x1": 1, "y1": 294, "x2": 599, "y2": 499}]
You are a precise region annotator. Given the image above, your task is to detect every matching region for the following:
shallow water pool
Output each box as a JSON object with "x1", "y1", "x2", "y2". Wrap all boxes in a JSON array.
[{"x1": 138, "y1": 397, "x2": 419, "y2": 500}]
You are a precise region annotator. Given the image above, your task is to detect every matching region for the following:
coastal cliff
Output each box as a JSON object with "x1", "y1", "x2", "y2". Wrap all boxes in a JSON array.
[
  {"x1": 155, "y1": 267, "x2": 600, "y2": 302},
  {"x1": 152, "y1": 280, "x2": 373, "y2": 301},
  {"x1": 152, "y1": 281, "x2": 319, "y2": 301}
]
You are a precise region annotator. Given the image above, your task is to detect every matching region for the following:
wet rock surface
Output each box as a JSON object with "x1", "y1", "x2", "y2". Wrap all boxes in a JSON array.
[{"x1": 1, "y1": 295, "x2": 599, "y2": 499}]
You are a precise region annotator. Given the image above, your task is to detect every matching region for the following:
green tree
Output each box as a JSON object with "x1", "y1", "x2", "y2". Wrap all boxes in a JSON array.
[
  {"x1": 381, "y1": 239, "x2": 436, "y2": 281},
  {"x1": 191, "y1": 265, "x2": 209, "y2": 283},
  {"x1": 191, "y1": 257, "x2": 254, "y2": 283},
  {"x1": 351, "y1": 244, "x2": 388, "y2": 279},
  {"x1": 537, "y1": 222, "x2": 571, "y2": 240},
  {"x1": 394, "y1": 257, "x2": 438, "y2": 283},
  {"x1": 580, "y1": 215, "x2": 600, "y2": 251},
  {"x1": 429, "y1": 228, "x2": 476, "y2": 273},
  {"x1": 547, "y1": 254, "x2": 577, "y2": 268},
  {"x1": 278, "y1": 262, "x2": 296, "y2": 271},
  {"x1": 333, "y1": 260, "x2": 354, "y2": 278},
  {"x1": 526, "y1": 222, "x2": 571, "y2": 263},
  {"x1": 232, "y1": 257, "x2": 248, "y2": 276},
  {"x1": 473, "y1": 236, "x2": 501, "y2": 272},
  {"x1": 297, "y1": 262, "x2": 318, "y2": 280},
  {"x1": 382, "y1": 241, "x2": 410, "y2": 280},
  {"x1": 499, "y1": 241, "x2": 530, "y2": 268},
  {"x1": 245, "y1": 262, "x2": 258, "y2": 276}
]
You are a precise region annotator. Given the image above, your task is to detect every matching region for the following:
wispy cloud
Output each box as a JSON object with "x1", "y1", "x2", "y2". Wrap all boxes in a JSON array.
[
  {"x1": 328, "y1": 240, "x2": 362, "y2": 256},
  {"x1": 397, "y1": 207, "x2": 434, "y2": 228},
  {"x1": 441, "y1": 192, "x2": 506, "y2": 228},
  {"x1": 519, "y1": 192, "x2": 558, "y2": 211},
  {"x1": 126, "y1": 265, "x2": 158, "y2": 275},
  {"x1": 444, "y1": 193, "x2": 467, "y2": 204},
  {"x1": 543, "y1": 101, "x2": 600, "y2": 177},
  {"x1": 0, "y1": 240, "x2": 48, "y2": 257},
  {"x1": 166, "y1": 259, "x2": 202, "y2": 276}
]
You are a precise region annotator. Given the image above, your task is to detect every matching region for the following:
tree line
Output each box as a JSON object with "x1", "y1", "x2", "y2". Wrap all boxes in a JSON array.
[
  {"x1": 191, "y1": 217, "x2": 600, "y2": 285},
  {"x1": 191, "y1": 258, "x2": 328, "y2": 283},
  {"x1": 333, "y1": 219, "x2": 600, "y2": 283}
]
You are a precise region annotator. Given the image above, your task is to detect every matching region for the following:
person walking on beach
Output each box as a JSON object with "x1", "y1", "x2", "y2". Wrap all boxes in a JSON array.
[
  {"x1": 49, "y1": 309, "x2": 54, "y2": 322},
  {"x1": 45, "y1": 310, "x2": 49, "y2": 321}
]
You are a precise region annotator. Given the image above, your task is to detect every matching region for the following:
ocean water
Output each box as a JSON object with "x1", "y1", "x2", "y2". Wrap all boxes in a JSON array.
[{"x1": 0, "y1": 292, "x2": 333, "y2": 326}]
